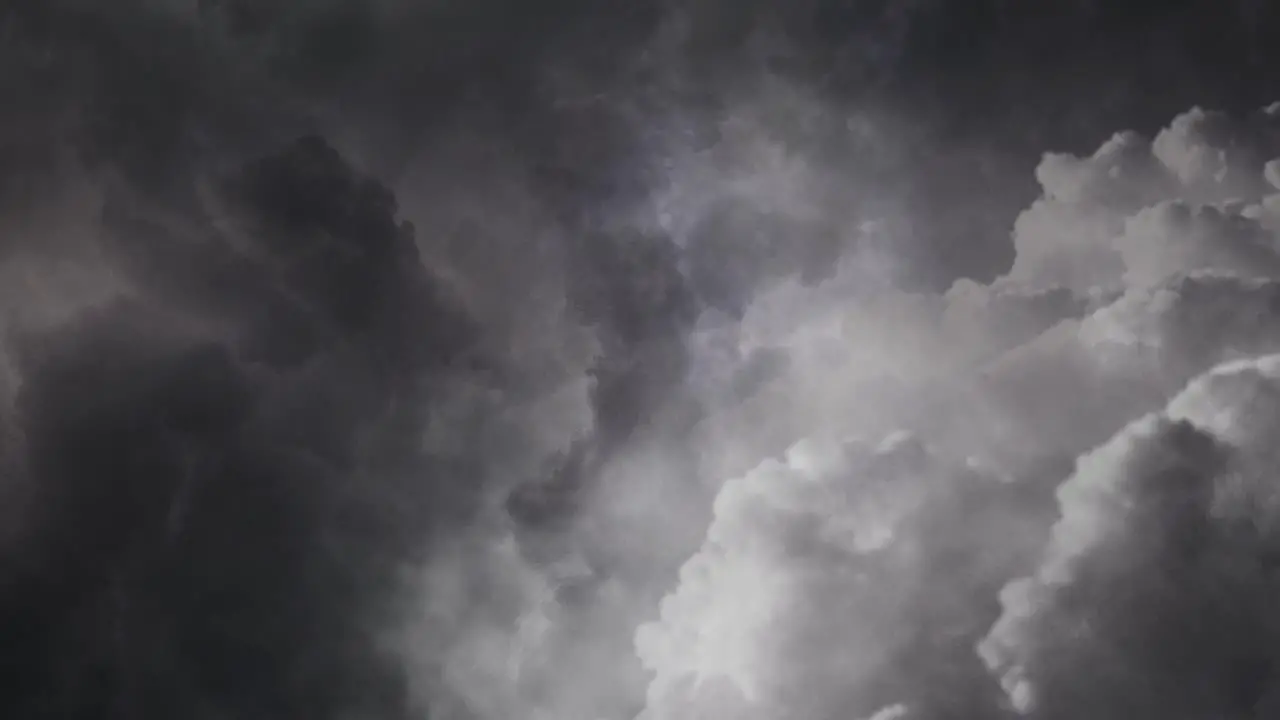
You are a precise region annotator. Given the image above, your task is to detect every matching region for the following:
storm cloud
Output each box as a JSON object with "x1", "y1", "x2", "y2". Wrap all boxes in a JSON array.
[{"x1": 8, "y1": 3, "x2": 1280, "y2": 720}]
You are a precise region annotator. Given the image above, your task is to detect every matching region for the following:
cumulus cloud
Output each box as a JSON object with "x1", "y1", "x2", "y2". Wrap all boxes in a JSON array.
[
  {"x1": 633, "y1": 99, "x2": 1280, "y2": 720},
  {"x1": 12, "y1": 4, "x2": 1280, "y2": 720},
  {"x1": 674, "y1": 106, "x2": 1280, "y2": 480},
  {"x1": 979, "y1": 355, "x2": 1280, "y2": 719},
  {"x1": 924, "y1": 106, "x2": 1280, "y2": 473},
  {"x1": 952, "y1": 103, "x2": 1280, "y2": 720},
  {"x1": 635, "y1": 433, "x2": 1045, "y2": 720},
  {"x1": 1006, "y1": 104, "x2": 1280, "y2": 294}
]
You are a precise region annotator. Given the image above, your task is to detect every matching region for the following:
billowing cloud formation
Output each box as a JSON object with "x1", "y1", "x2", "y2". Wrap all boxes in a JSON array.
[
  {"x1": 676, "y1": 106, "x2": 1280, "y2": 483},
  {"x1": 980, "y1": 354, "x2": 1280, "y2": 719},
  {"x1": 375, "y1": 94, "x2": 1280, "y2": 720},
  {"x1": 933, "y1": 105, "x2": 1280, "y2": 471},
  {"x1": 635, "y1": 433, "x2": 1051, "y2": 720},
  {"x1": 636, "y1": 434, "x2": 937, "y2": 720},
  {"x1": 11, "y1": 4, "x2": 1280, "y2": 720},
  {"x1": 635, "y1": 101, "x2": 1280, "y2": 720},
  {"x1": 1006, "y1": 104, "x2": 1280, "y2": 294},
  {"x1": 960, "y1": 106, "x2": 1280, "y2": 718}
]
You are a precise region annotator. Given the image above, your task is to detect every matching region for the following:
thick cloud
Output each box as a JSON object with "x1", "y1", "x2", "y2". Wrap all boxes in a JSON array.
[
  {"x1": 686, "y1": 253, "x2": 1091, "y2": 485},
  {"x1": 1117, "y1": 200, "x2": 1280, "y2": 287},
  {"x1": 0, "y1": 9, "x2": 711, "y2": 719},
  {"x1": 10, "y1": 4, "x2": 1280, "y2": 720},
  {"x1": 963, "y1": 271, "x2": 1280, "y2": 470},
  {"x1": 673, "y1": 106, "x2": 1280, "y2": 484},
  {"x1": 979, "y1": 355, "x2": 1280, "y2": 719},
  {"x1": 631, "y1": 100, "x2": 1280, "y2": 720},
  {"x1": 1005, "y1": 104, "x2": 1280, "y2": 294},
  {"x1": 0, "y1": 136, "x2": 483, "y2": 718},
  {"x1": 929, "y1": 106, "x2": 1280, "y2": 473},
  {"x1": 635, "y1": 433, "x2": 1053, "y2": 720},
  {"x1": 957, "y1": 105, "x2": 1280, "y2": 720}
]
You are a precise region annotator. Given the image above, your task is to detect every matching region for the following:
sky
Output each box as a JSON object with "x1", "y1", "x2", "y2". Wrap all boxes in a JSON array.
[{"x1": 5, "y1": 2, "x2": 1280, "y2": 719}]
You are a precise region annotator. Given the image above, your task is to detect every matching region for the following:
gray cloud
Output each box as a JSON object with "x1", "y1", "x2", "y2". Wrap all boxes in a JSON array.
[
  {"x1": 8, "y1": 4, "x2": 1280, "y2": 720},
  {"x1": 980, "y1": 355, "x2": 1280, "y2": 719},
  {"x1": 630, "y1": 101, "x2": 1280, "y2": 720}
]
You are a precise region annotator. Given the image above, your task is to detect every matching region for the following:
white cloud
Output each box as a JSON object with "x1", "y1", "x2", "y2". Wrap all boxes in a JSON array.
[
  {"x1": 1005, "y1": 105, "x2": 1280, "y2": 294},
  {"x1": 634, "y1": 433, "x2": 1010, "y2": 720}
]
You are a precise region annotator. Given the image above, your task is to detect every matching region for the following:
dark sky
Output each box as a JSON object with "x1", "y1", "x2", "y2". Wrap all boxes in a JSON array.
[
  {"x1": 3, "y1": 2, "x2": 1280, "y2": 719},
  {"x1": 7, "y1": 1, "x2": 1280, "y2": 281}
]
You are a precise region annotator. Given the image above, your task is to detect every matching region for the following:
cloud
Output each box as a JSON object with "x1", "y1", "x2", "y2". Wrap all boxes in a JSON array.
[
  {"x1": 0, "y1": 135, "x2": 484, "y2": 719},
  {"x1": 979, "y1": 355, "x2": 1280, "y2": 719},
  {"x1": 676, "y1": 105, "x2": 1280, "y2": 487},
  {"x1": 634, "y1": 432, "x2": 1044, "y2": 720},
  {"x1": 631, "y1": 99, "x2": 1280, "y2": 720},
  {"x1": 1005, "y1": 104, "x2": 1280, "y2": 294},
  {"x1": 1117, "y1": 200, "x2": 1280, "y2": 287},
  {"x1": 930, "y1": 106, "x2": 1280, "y2": 472},
  {"x1": 10, "y1": 4, "x2": 1280, "y2": 720},
  {"x1": 963, "y1": 270, "x2": 1280, "y2": 470}
]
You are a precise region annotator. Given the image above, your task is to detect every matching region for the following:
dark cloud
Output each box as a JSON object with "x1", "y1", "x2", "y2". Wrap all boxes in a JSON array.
[
  {"x1": 0, "y1": 133, "x2": 481, "y2": 718},
  {"x1": 8, "y1": 3, "x2": 1280, "y2": 720}
]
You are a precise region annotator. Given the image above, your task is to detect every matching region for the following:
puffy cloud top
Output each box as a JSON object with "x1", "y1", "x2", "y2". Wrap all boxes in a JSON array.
[
  {"x1": 638, "y1": 99, "x2": 1280, "y2": 720},
  {"x1": 980, "y1": 355, "x2": 1280, "y2": 719},
  {"x1": 635, "y1": 432, "x2": 1043, "y2": 720},
  {"x1": 1007, "y1": 105, "x2": 1280, "y2": 294}
]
